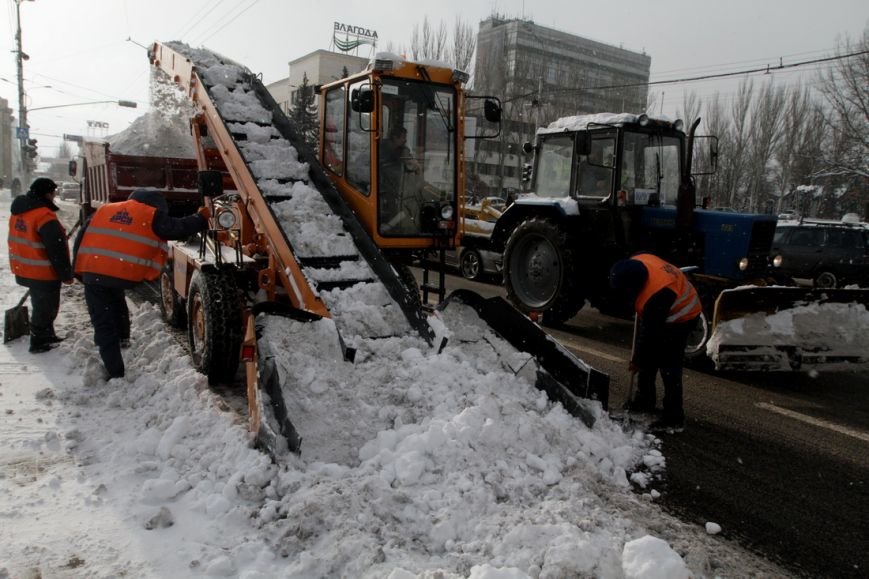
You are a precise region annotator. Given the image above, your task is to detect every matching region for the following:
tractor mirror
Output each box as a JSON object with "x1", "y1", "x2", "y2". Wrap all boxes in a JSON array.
[
  {"x1": 351, "y1": 88, "x2": 374, "y2": 113},
  {"x1": 575, "y1": 132, "x2": 592, "y2": 156},
  {"x1": 484, "y1": 99, "x2": 501, "y2": 123},
  {"x1": 198, "y1": 170, "x2": 223, "y2": 198},
  {"x1": 68, "y1": 159, "x2": 77, "y2": 177}
]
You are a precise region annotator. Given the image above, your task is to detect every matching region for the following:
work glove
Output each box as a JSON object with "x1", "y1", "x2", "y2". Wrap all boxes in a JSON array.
[{"x1": 197, "y1": 205, "x2": 211, "y2": 220}]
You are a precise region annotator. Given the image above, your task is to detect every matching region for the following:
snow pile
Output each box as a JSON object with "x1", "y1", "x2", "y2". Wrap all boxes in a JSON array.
[{"x1": 708, "y1": 300, "x2": 869, "y2": 370}]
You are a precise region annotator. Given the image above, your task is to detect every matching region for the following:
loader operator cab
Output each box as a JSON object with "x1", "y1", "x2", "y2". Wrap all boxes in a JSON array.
[{"x1": 320, "y1": 58, "x2": 464, "y2": 250}]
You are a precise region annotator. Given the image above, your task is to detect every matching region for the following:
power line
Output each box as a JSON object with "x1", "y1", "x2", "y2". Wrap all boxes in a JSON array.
[{"x1": 502, "y1": 50, "x2": 867, "y2": 104}]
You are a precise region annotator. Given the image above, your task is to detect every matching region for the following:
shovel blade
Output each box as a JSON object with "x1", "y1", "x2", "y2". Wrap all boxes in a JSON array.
[{"x1": 3, "y1": 304, "x2": 30, "y2": 343}]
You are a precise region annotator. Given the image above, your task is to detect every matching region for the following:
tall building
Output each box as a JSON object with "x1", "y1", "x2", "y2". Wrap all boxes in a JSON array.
[
  {"x1": 266, "y1": 50, "x2": 369, "y2": 115},
  {"x1": 1, "y1": 96, "x2": 16, "y2": 187},
  {"x1": 471, "y1": 17, "x2": 651, "y2": 196}
]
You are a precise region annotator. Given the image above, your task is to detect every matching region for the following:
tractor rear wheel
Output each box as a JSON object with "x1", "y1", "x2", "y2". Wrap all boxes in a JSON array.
[
  {"x1": 186, "y1": 269, "x2": 243, "y2": 385},
  {"x1": 503, "y1": 218, "x2": 584, "y2": 326}
]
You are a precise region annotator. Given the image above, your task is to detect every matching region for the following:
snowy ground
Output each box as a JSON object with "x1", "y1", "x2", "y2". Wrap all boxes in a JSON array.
[{"x1": 0, "y1": 191, "x2": 788, "y2": 578}]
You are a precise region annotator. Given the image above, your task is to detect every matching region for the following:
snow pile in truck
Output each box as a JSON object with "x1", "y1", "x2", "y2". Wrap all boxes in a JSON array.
[
  {"x1": 105, "y1": 68, "x2": 197, "y2": 157},
  {"x1": 106, "y1": 109, "x2": 196, "y2": 157}
]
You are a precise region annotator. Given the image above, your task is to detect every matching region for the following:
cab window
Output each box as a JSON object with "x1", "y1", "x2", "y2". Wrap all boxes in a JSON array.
[{"x1": 323, "y1": 87, "x2": 345, "y2": 176}]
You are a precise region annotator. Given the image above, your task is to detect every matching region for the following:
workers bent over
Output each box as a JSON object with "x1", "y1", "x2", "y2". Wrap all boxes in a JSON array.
[
  {"x1": 7, "y1": 178, "x2": 75, "y2": 353},
  {"x1": 609, "y1": 253, "x2": 702, "y2": 431},
  {"x1": 73, "y1": 189, "x2": 209, "y2": 379}
]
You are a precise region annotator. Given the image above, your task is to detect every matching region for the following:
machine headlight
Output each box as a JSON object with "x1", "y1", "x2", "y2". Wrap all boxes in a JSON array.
[
  {"x1": 451, "y1": 69, "x2": 470, "y2": 84},
  {"x1": 217, "y1": 209, "x2": 237, "y2": 229},
  {"x1": 738, "y1": 257, "x2": 749, "y2": 271},
  {"x1": 637, "y1": 114, "x2": 649, "y2": 127},
  {"x1": 772, "y1": 255, "x2": 783, "y2": 268},
  {"x1": 673, "y1": 119, "x2": 684, "y2": 131},
  {"x1": 440, "y1": 205, "x2": 454, "y2": 220}
]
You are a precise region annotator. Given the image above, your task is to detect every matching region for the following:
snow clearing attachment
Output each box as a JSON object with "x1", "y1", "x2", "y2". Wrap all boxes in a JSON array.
[
  {"x1": 707, "y1": 286, "x2": 869, "y2": 371},
  {"x1": 148, "y1": 42, "x2": 609, "y2": 456}
]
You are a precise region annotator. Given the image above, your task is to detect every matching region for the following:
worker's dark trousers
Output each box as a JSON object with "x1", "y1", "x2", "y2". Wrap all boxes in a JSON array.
[
  {"x1": 635, "y1": 317, "x2": 699, "y2": 421},
  {"x1": 29, "y1": 284, "x2": 61, "y2": 346},
  {"x1": 83, "y1": 284, "x2": 131, "y2": 378}
]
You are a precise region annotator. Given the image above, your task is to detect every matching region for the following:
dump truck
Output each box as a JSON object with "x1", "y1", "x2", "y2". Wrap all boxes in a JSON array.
[
  {"x1": 147, "y1": 42, "x2": 609, "y2": 455},
  {"x1": 484, "y1": 112, "x2": 869, "y2": 371},
  {"x1": 72, "y1": 140, "x2": 233, "y2": 219}
]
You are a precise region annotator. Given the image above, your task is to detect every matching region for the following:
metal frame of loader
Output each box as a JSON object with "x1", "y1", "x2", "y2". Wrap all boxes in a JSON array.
[{"x1": 148, "y1": 42, "x2": 609, "y2": 456}]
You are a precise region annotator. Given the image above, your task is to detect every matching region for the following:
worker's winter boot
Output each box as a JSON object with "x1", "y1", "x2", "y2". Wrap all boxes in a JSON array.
[
  {"x1": 649, "y1": 414, "x2": 685, "y2": 433},
  {"x1": 623, "y1": 396, "x2": 657, "y2": 414}
]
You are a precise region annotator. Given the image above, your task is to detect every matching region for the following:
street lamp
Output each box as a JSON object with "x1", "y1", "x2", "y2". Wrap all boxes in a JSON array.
[
  {"x1": 15, "y1": 0, "x2": 36, "y2": 184},
  {"x1": 28, "y1": 100, "x2": 138, "y2": 112}
]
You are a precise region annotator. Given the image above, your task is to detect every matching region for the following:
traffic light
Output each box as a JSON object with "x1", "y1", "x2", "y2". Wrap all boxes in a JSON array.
[
  {"x1": 23, "y1": 138, "x2": 38, "y2": 159},
  {"x1": 521, "y1": 163, "x2": 532, "y2": 182}
]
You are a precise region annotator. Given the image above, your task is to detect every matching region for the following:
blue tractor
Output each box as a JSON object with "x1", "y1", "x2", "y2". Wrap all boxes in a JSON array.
[{"x1": 487, "y1": 113, "x2": 779, "y2": 358}]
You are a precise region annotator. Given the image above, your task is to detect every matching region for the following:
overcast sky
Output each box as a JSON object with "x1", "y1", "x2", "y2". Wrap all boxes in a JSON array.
[{"x1": 1, "y1": 0, "x2": 866, "y2": 158}]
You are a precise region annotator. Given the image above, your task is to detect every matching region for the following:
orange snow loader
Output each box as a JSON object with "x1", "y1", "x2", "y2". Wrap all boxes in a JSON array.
[{"x1": 147, "y1": 42, "x2": 608, "y2": 456}]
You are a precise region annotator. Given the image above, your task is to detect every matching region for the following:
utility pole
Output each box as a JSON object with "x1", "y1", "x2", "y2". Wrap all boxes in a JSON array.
[{"x1": 15, "y1": 0, "x2": 31, "y2": 186}]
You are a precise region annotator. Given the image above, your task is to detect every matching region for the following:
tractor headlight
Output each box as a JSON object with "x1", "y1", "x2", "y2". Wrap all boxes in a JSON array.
[
  {"x1": 772, "y1": 254, "x2": 783, "y2": 268},
  {"x1": 738, "y1": 257, "x2": 749, "y2": 271},
  {"x1": 216, "y1": 209, "x2": 237, "y2": 229},
  {"x1": 440, "y1": 205, "x2": 454, "y2": 220}
]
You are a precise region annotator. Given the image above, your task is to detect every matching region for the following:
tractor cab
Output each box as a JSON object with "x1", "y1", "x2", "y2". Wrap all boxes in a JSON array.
[{"x1": 530, "y1": 114, "x2": 688, "y2": 211}]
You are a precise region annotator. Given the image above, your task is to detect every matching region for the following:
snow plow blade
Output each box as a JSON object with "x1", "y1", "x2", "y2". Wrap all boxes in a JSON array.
[
  {"x1": 439, "y1": 289, "x2": 609, "y2": 424},
  {"x1": 708, "y1": 286, "x2": 869, "y2": 371}
]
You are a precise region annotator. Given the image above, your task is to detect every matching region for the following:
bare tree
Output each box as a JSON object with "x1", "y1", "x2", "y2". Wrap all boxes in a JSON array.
[
  {"x1": 411, "y1": 16, "x2": 449, "y2": 61},
  {"x1": 771, "y1": 84, "x2": 811, "y2": 212},
  {"x1": 719, "y1": 78, "x2": 754, "y2": 210},
  {"x1": 677, "y1": 90, "x2": 701, "y2": 132},
  {"x1": 817, "y1": 29, "x2": 869, "y2": 179},
  {"x1": 745, "y1": 80, "x2": 786, "y2": 212},
  {"x1": 450, "y1": 17, "x2": 477, "y2": 75}
]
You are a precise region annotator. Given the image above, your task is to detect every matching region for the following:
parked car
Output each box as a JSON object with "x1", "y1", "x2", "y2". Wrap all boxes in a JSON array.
[
  {"x1": 59, "y1": 181, "x2": 80, "y2": 201},
  {"x1": 777, "y1": 210, "x2": 799, "y2": 221},
  {"x1": 771, "y1": 220, "x2": 869, "y2": 288},
  {"x1": 444, "y1": 246, "x2": 502, "y2": 281}
]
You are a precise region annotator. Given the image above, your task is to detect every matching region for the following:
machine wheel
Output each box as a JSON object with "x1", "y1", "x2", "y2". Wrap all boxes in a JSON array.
[
  {"x1": 684, "y1": 311, "x2": 710, "y2": 359},
  {"x1": 159, "y1": 263, "x2": 187, "y2": 328},
  {"x1": 186, "y1": 269, "x2": 243, "y2": 385},
  {"x1": 503, "y1": 218, "x2": 584, "y2": 326},
  {"x1": 814, "y1": 271, "x2": 838, "y2": 289},
  {"x1": 459, "y1": 249, "x2": 483, "y2": 281}
]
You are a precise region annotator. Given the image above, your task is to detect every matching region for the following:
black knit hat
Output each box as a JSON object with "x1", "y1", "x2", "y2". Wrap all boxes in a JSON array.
[
  {"x1": 30, "y1": 177, "x2": 58, "y2": 196},
  {"x1": 609, "y1": 258, "x2": 649, "y2": 301}
]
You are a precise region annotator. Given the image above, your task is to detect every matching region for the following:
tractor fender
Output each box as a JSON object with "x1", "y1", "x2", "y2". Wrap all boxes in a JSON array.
[{"x1": 490, "y1": 201, "x2": 573, "y2": 250}]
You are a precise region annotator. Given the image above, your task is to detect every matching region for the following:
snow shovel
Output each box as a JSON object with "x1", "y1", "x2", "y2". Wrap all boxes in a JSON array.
[
  {"x1": 4, "y1": 290, "x2": 30, "y2": 343},
  {"x1": 622, "y1": 314, "x2": 639, "y2": 427}
]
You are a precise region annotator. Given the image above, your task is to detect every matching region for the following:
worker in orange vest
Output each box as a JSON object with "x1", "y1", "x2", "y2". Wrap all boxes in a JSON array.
[
  {"x1": 7, "y1": 178, "x2": 75, "y2": 353},
  {"x1": 608, "y1": 253, "x2": 702, "y2": 431},
  {"x1": 73, "y1": 189, "x2": 209, "y2": 379}
]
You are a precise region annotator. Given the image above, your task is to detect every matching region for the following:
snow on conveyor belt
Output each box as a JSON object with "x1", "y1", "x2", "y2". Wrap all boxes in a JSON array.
[{"x1": 165, "y1": 42, "x2": 411, "y2": 340}]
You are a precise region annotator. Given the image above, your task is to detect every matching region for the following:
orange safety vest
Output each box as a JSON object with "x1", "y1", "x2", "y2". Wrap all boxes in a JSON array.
[
  {"x1": 7, "y1": 207, "x2": 66, "y2": 281},
  {"x1": 75, "y1": 200, "x2": 168, "y2": 282},
  {"x1": 632, "y1": 253, "x2": 702, "y2": 323}
]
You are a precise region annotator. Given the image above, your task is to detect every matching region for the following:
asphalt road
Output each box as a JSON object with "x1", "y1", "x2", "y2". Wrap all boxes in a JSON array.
[{"x1": 421, "y1": 268, "x2": 869, "y2": 579}]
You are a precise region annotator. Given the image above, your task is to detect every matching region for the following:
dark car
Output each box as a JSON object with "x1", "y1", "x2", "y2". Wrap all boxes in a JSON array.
[
  {"x1": 771, "y1": 220, "x2": 869, "y2": 288},
  {"x1": 59, "y1": 181, "x2": 80, "y2": 201}
]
